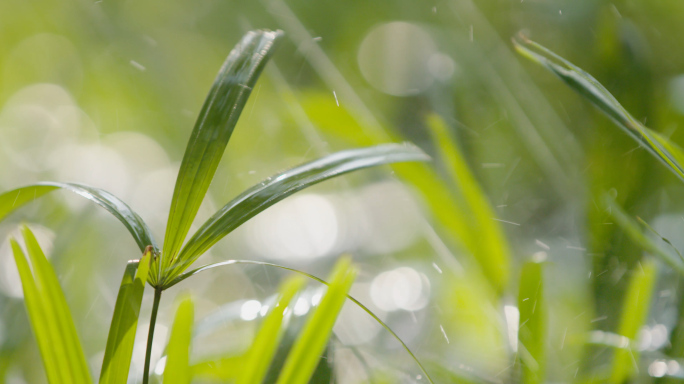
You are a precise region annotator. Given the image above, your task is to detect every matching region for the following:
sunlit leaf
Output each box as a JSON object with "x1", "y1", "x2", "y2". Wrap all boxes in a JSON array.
[
  {"x1": 12, "y1": 225, "x2": 93, "y2": 384},
  {"x1": 517, "y1": 257, "x2": 546, "y2": 384},
  {"x1": 161, "y1": 30, "x2": 283, "y2": 278},
  {"x1": 514, "y1": 35, "x2": 684, "y2": 182},
  {"x1": 609, "y1": 258, "x2": 657, "y2": 384},
  {"x1": 237, "y1": 275, "x2": 306, "y2": 384},
  {"x1": 426, "y1": 113, "x2": 511, "y2": 293},
  {"x1": 0, "y1": 182, "x2": 157, "y2": 253},
  {"x1": 191, "y1": 355, "x2": 243, "y2": 382},
  {"x1": 162, "y1": 143, "x2": 429, "y2": 285},
  {"x1": 163, "y1": 295, "x2": 194, "y2": 384},
  {"x1": 99, "y1": 248, "x2": 152, "y2": 384}
]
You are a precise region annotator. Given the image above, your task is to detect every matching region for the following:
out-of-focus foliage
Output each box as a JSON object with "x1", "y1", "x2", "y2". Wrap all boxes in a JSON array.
[{"x1": 4, "y1": 0, "x2": 684, "y2": 383}]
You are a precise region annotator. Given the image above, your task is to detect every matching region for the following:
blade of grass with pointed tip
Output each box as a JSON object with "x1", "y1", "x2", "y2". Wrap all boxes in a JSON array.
[
  {"x1": 162, "y1": 143, "x2": 429, "y2": 284},
  {"x1": 275, "y1": 256, "x2": 355, "y2": 384},
  {"x1": 601, "y1": 192, "x2": 684, "y2": 275},
  {"x1": 518, "y1": 258, "x2": 545, "y2": 384},
  {"x1": 163, "y1": 295, "x2": 194, "y2": 384},
  {"x1": 0, "y1": 182, "x2": 157, "y2": 253},
  {"x1": 163, "y1": 259, "x2": 435, "y2": 384},
  {"x1": 609, "y1": 258, "x2": 657, "y2": 384},
  {"x1": 426, "y1": 113, "x2": 511, "y2": 292},
  {"x1": 161, "y1": 30, "x2": 283, "y2": 276},
  {"x1": 237, "y1": 275, "x2": 306, "y2": 384},
  {"x1": 12, "y1": 226, "x2": 93, "y2": 384},
  {"x1": 513, "y1": 36, "x2": 684, "y2": 182},
  {"x1": 99, "y1": 248, "x2": 152, "y2": 384}
]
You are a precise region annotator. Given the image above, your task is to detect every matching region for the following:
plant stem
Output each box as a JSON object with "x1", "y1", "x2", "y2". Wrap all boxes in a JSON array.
[{"x1": 143, "y1": 287, "x2": 163, "y2": 384}]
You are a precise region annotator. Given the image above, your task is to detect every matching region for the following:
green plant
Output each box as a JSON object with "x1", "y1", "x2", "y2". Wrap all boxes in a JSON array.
[{"x1": 0, "y1": 29, "x2": 433, "y2": 384}]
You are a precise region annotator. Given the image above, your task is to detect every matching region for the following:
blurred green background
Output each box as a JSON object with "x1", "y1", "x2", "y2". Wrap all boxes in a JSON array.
[{"x1": 3, "y1": 0, "x2": 684, "y2": 383}]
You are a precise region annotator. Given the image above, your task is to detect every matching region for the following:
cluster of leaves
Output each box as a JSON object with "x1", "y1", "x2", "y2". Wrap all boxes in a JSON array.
[{"x1": 0, "y1": 30, "x2": 434, "y2": 383}]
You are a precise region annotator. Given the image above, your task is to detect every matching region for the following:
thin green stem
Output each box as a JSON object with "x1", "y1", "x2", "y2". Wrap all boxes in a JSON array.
[{"x1": 143, "y1": 287, "x2": 163, "y2": 384}]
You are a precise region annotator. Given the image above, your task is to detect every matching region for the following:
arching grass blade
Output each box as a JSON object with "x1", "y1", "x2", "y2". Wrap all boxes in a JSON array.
[
  {"x1": 11, "y1": 225, "x2": 93, "y2": 384},
  {"x1": 514, "y1": 35, "x2": 684, "y2": 182},
  {"x1": 237, "y1": 275, "x2": 306, "y2": 384},
  {"x1": 275, "y1": 256, "x2": 355, "y2": 384},
  {"x1": 99, "y1": 248, "x2": 152, "y2": 384},
  {"x1": 0, "y1": 182, "x2": 157, "y2": 253},
  {"x1": 517, "y1": 257, "x2": 546, "y2": 384},
  {"x1": 163, "y1": 295, "x2": 195, "y2": 384},
  {"x1": 161, "y1": 30, "x2": 283, "y2": 276},
  {"x1": 164, "y1": 143, "x2": 429, "y2": 284}
]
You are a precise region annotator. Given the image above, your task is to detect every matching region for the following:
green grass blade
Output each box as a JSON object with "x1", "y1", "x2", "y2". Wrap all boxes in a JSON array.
[
  {"x1": 513, "y1": 36, "x2": 684, "y2": 182},
  {"x1": 11, "y1": 238, "x2": 66, "y2": 383},
  {"x1": 609, "y1": 258, "x2": 657, "y2": 384},
  {"x1": 237, "y1": 275, "x2": 306, "y2": 384},
  {"x1": 275, "y1": 256, "x2": 356, "y2": 384},
  {"x1": 161, "y1": 30, "x2": 283, "y2": 274},
  {"x1": 164, "y1": 143, "x2": 429, "y2": 284},
  {"x1": 517, "y1": 257, "x2": 545, "y2": 384},
  {"x1": 99, "y1": 248, "x2": 152, "y2": 384},
  {"x1": 163, "y1": 295, "x2": 194, "y2": 384},
  {"x1": 164, "y1": 259, "x2": 435, "y2": 384},
  {"x1": 601, "y1": 192, "x2": 684, "y2": 275},
  {"x1": 426, "y1": 113, "x2": 511, "y2": 293},
  {"x1": 12, "y1": 226, "x2": 94, "y2": 384},
  {"x1": 0, "y1": 182, "x2": 157, "y2": 253}
]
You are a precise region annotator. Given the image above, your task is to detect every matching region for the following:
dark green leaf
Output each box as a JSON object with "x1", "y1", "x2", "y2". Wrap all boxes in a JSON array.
[
  {"x1": 163, "y1": 143, "x2": 429, "y2": 285},
  {"x1": 99, "y1": 248, "x2": 152, "y2": 384},
  {"x1": 161, "y1": 30, "x2": 283, "y2": 278},
  {"x1": 0, "y1": 182, "x2": 157, "y2": 253}
]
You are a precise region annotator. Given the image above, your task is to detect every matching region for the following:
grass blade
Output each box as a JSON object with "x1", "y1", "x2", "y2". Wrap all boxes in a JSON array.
[
  {"x1": 236, "y1": 275, "x2": 306, "y2": 384},
  {"x1": 426, "y1": 113, "x2": 511, "y2": 293},
  {"x1": 161, "y1": 30, "x2": 283, "y2": 275},
  {"x1": 517, "y1": 257, "x2": 546, "y2": 384},
  {"x1": 163, "y1": 143, "x2": 429, "y2": 284},
  {"x1": 99, "y1": 248, "x2": 152, "y2": 384},
  {"x1": 275, "y1": 256, "x2": 356, "y2": 384},
  {"x1": 601, "y1": 192, "x2": 684, "y2": 275},
  {"x1": 0, "y1": 182, "x2": 157, "y2": 253},
  {"x1": 513, "y1": 35, "x2": 684, "y2": 182},
  {"x1": 609, "y1": 258, "x2": 657, "y2": 384},
  {"x1": 12, "y1": 226, "x2": 93, "y2": 384},
  {"x1": 163, "y1": 295, "x2": 194, "y2": 384}
]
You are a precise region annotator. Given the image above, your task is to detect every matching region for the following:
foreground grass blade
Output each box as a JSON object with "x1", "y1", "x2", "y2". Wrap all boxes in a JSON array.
[
  {"x1": 237, "y1": 275, "x2": 306, "y2": 384},
  {"x1": 99, "y1": 248, "x2": 152, "y2": 384},
  {"x1": 601, "y1": 192, "x2": 684, "y2": 275},
  {"x1": 609, "y1": 258, "x2": 657, "y2": 384},
  {"x1": 165, "y1": 260, "x2": 435, "y2": 383},
  {"x1": 275, "y1": 256, "x2": 356, "y2": 384},
  {"x1": 517, "y1": 257, "x2": 546, "y2": 384},
  {"x1": 162, "y1": 30, "x2": 283, "y2": 274},
  {"x1": 0, "y1": 182, "x2": 157, "y2": 253},
  {"x1": 426, "y1": 113, "x2": 511, "y2": 292},
  {"x1": 513, "y1": 36, "x2": 684, "y2": 182},
  {"x1": 163, "y1": 295, "x2": 195, "y2": 384},
  {"x1": 12, "y1": 226, "x2": 93, "y2": 384},
  {"x1": 164, "y1": 143, "x2": 429, "y2": 284}
]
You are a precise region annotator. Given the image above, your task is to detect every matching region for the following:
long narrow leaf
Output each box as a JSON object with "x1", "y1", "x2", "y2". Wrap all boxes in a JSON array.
[
  {"x1": 517, "y1": 257, "x2": 545, "y2": 384},
  {"x1": 513, "y1": 35, "x2": 684, "y2": 182},
  {"x1": 164, "y1": 143, "x2": 429, "y2": 285},
  {"x1": 161, "y1": 30, "x2": 283, "y2": 276},
  {"x1": 163, "y1": 295, "x2": 195, "y2": 384},
  {"x1": 609, "y1": 258, "x2": 657, "y2": 384},
  {"x1": 237, "y1": 275, "x2": 306, "y2": 384},
  {"x1": 276, "y1": 256, "x2": 356, "y2": 384},
  {"x1": 426, "y1": 113, "x2": 511, "y2": 292},
  {"x1": 164, "y1": 259, "x2": 435, "y2": 383},
  {"x1": 12, "y1": 226, "x2": 93, "y2": 384},
  {"x1": 99, "y1": 248, "x2": 152, "y2": 384},
  {"x1": 0, "y1": 182, "x2": 157, "y2": 253}
]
